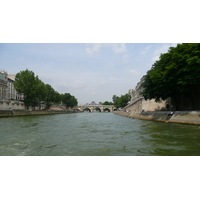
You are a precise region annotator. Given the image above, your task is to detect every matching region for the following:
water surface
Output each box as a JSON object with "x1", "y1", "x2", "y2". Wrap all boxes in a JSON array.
[{"x1": 0, "y1": 112, "x2": 200, "y2": 156}]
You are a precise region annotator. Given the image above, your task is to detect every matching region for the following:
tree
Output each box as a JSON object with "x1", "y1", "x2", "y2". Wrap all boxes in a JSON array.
[
  {"x1": 44, "y1": 84, "x2": 56, "y2": 109},
  {"x1": 102, "y1": 101, "x2": 113, "y2": 105},
  {"x1": 113, "y1": 94, "x2": 131, "y2": 108},
  {"x1": 35, "y1": 77, "x2": 47, "y2": 110},
  {"x1": 14, "y1": 69, "x2": 39, "y2": 109},
  {"x1": 141, "y1": 43, "x2": 200, "y2": 110},
  {"x1": 14, "y1": 69, "x2": 79, "y2": 110},
  {"x1": 62, "y1": 93, "x2": 78, "y2": 109},
  {"x1": 112, "y1": 95, "x2": 118, "y2": 104}
]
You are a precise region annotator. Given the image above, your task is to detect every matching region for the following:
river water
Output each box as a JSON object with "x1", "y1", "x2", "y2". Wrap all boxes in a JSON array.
[{"x1": 0, "y1": 112, "x2": 200, "y2": 156}]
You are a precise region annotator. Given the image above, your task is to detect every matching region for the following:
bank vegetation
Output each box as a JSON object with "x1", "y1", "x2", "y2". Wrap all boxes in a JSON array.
[{"x1": 14, "y1": 69, "x2": 78, "y2": 110}]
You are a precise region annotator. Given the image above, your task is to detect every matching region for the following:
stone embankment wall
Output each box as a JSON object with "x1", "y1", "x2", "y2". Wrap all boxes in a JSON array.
[
  {"x1": 0, "y1": 100, "x2": 25, "y2": 110},
  {"x1": 124, "y1": 98, "x2": 167, "y2": 112},
  {"x1": 0, "y1": 110, "x2": 78, "y2": 117},
  {"x1": 0, "y1": 100, "x2": 46, "y2": 110},
  {"x1": 114, "y1": 111, "x2": 200, "y2": 125}
]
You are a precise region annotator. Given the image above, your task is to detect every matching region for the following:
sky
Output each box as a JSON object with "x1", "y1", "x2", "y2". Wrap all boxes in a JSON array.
[
  {"x1": 1, "y1": 1, "x2": 199, "y2": 199},
  {"x1": 0, "y1": 43, "x2": 177, "y2": 105}
]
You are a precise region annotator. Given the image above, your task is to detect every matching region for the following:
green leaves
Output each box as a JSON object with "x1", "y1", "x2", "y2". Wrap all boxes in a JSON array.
[
  {"x1": 61, "y1": 93, "x2": 78, "y2": 109},
  {"x1": 14, "y1": 69, "x2": 78, "y2": 109},
  {"x1": 113, "y1": 94, "x2": 131, "y2": 108},
  {"x1": 141, "y1": 43, "x2": 200, "y2": 109}
]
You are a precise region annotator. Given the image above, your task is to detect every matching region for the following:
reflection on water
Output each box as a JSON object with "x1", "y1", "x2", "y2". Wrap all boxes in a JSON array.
[{"x1": 0, "y1": 112, "x2": 200, "y2": 156}]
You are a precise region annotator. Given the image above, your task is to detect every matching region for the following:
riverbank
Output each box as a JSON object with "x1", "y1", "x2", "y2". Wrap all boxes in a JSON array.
[
  {"x1": 113, "y1": 111, "x2": 200, "y2": 125},
  {"x1": 0, "y1": 110, "x2": 79, "y2": 117}
]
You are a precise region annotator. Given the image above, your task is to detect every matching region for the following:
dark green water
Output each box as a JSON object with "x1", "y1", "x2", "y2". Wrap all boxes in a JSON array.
[{"x1": 0, "y1": 112, "x2": 200, "y2": 156}]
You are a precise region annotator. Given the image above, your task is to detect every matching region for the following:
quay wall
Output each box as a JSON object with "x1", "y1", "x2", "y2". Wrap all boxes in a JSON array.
[
  {"x1": 0, "y1": 110, "x2": 79, "y2": 117},
  {"x1": 114, "y1": 111, "x2": 200, "y2": 125}
]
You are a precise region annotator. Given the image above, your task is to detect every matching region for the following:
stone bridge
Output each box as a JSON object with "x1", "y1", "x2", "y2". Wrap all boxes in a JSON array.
[{"x1": 74, "y1": 105, "x2": 117, "y2": 112}]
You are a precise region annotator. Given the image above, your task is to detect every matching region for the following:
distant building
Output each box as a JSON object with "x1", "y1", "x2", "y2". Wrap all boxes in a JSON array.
[
  {"x1": 0, "y1": 71, "x2": 23, "y2": 100},
  {"x1": 7, "y1": 75, "x2": 23, "y2": 100},
  {"x1": 90, "y1": 101, "x2": 96, "y2": 105},
  {"x1": 0, "y1": 70, "x2": 8, "y2": 100}
]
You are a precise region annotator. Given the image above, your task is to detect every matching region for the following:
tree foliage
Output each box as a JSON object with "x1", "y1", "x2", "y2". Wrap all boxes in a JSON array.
[
  {"x1": 141, "y1": 43, "x2": 200, "y2": 110},
  {"x1": 14, "y1": 69, "x2": 40, "y2": 109},
  {"x1": 112, "y1": 94, "x2": 131, "y2": 108},
  {"x1": 101, "y1": 101, "x2": 113, "y2": 105},
  {"x1": 61, "y1": 93, "x2": 78, "y2": 109},
  {"x1": 14, "y1": 69, "x2": 78, "y2": 110}
]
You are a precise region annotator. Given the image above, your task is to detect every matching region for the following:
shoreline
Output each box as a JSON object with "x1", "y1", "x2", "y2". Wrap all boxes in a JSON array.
[
  {"x1": 113, "y1": 111, "x2": 200, "y2": 125},
  {"x1": 0, "y1": 110, "x2": 80, "y2": 117}
]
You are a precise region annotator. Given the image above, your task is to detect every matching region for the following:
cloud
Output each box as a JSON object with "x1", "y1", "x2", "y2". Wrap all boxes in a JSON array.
[
  {"x1": 86, "y1": 43, "x2": 102, "y2": 54},
  {"x1": 140, "y1": 45, "x2": 151, "y2": 55},
  {"x1": 86, "y1": 43, "x2": 127, "y2": 54},
  {"x1": 56, "y1": 81, "x2": 85, "y2": 92},
  {"x1": 123, "y1": 54, "x2": 129, "y2": 62},
  {"x1": 152, "y1": 43, "x2": 178, "y2": 63},
  {"x1": 151, "y1": 55, "x2": 160, "y2": 63},
  {"x1": 110, "y1": 43, "x2": 127, "y2": 53},
  {"x1": 99, "y1": 81, "x2": 106, "y2": 86},
  {"x1": 129, "y1": 69, "x2": 139, "y2": 76}
]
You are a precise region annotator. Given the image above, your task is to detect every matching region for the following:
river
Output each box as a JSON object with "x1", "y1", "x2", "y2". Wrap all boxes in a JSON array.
[{"x1": 0, "y1": 112, "x2": 200, "y2": 156}]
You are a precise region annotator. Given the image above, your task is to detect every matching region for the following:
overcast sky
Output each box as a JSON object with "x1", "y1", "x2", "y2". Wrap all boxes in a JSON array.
[{"x1": 0, "y1": 43, "x2": 178, "y2": 105}]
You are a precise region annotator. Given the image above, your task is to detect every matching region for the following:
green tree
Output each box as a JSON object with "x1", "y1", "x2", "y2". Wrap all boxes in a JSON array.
[
  {"x1": 69, "y1": 95, "x2": 78, "y2": 108},
  {"x1": 112, "y1": 95, "x2": 118, "y2": 104},
  {"x1": 14, "y1": 69, "x2": 38, "y2": 109},
  {"x1": 45, "y1": 84, "x2": 56, "y2": 109},
  {"x1": 113, "y1": 94, "x2": 131, "y2": 108},
  {"x1": 54, "y1": 92, "x2": 62, "y2": 104},
  {"x1": 62, "y1": 93, "x2": 78, "y2": 109},
  {"x1": 102, "y1": 101, "x2": 113, "y2": 105},
  {"x1": 35, "y1": 77, "x2": 47, "y2": 110},
  {"x1": 141, "y1": 43, "x2": 200, "y2": 110}
]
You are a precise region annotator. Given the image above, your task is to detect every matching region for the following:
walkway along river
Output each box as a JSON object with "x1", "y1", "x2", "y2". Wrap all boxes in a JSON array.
[{"x1": 0, "y1": 112, "x2": 200, "y2": 156}]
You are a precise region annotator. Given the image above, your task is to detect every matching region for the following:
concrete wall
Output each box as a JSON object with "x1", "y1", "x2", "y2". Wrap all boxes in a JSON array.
[
  {"x1": 124, "y1": 98, "x2": 167, "y2": 112},
  {"x1": 124, "y1": 98, "x2": 143, "y2": 112},
  {"x1": 114, "y1": 111, "x2": 200, "y2": 125},
  {"x1": 0, "y1": 100, "x2": 46, "y2": 110},
  {"x1": 142, "y1": 99, "x2": 166, "y2": 111},
  {"x1": 0, "y1": 100, "x2": 25, "y2": 110}
]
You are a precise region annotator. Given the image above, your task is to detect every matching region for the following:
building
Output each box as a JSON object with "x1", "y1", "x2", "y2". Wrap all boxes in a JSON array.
[
  {"x1": 0, "y1": 70, "x2": 8, "y2": 100},
  {"x1": 0, "y1": 70, "x2": 24, "y2": 110},
  {"x1": 7, "y1": 75, "x2": 23, "y2": 100}
]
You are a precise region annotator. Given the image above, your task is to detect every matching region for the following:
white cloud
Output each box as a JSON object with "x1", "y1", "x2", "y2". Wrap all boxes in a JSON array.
[
  {"x1": 140, "y1": 45, "x2": 151, "y2": 55},
  {"x1": 151, "y1": 55, "x2": 160, "y2": 63},
  {"x1": 86, "y1": 43, "x2": 102, "y2": 54},
  {"x1": 56, "y1": 81, "x2": 85, "y2": 92},
  {"x1": 110, "y1": 43, "x2": 127, "y2": 53},
  {"x1": 129, "y1": 69, "x2": 139, "y2": 76},
  {"x1": 123, "y1": 54, "x2": 129, "y2": 62},
  {"x1": 86, "y1": 43, "x2": 127, "y2": 54},
  {"x1": 152, "y1": 43, "x2": 178, "y2": 62},
  {"x1": 99, "y1": 81, "x2": 106, "y2": 86}
]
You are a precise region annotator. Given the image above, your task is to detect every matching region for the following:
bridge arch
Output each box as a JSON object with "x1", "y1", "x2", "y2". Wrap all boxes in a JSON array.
[
  {"x1": 83, "y1": 107, "x2": 91, "y2": 112},
  {"x1": 93, "y1": 107, "x2": 101, "y2": 112},
  {"x1": 103, "y1": 107, "x2": 111, "y2": 112},
  {"x1": 75, "y1": 105, "x2": 116, "y2": 112}
]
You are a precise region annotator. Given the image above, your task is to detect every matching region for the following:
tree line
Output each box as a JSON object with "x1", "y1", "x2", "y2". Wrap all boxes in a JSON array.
[
  {"x1": 141, "y1": 43, "x2": 200, "y2": 110},
  {"x1": 101, "y1": 94, "x2": 131, "y2": 109},
  {"x1": 14, "y1": 69, "x2": 78, "y2": 110}
]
